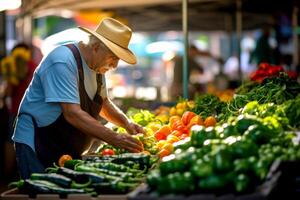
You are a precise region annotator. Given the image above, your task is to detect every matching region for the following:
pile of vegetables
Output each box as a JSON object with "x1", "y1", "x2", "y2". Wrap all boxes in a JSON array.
[
  {"x1": 250, "y1": 63, "x2": 298, "y2": 83},
  {"x1": 223, "y1": 73, "x2": 300, "y2": 122},
  {"x1": 10, "y1": 153, "x2": 156, "y2": 196},
  {"x1": 9, "y1": 63, "x2": 300, "y2": 198},
  {"x1": 144, "y1": 69, "x2": 300, "y2": 196},
  {"x1": 192, "y1": 94, "x2": 227, "y2": 121},
  {"x1": 283, "y1": 94, "x2": 300, "y2": 129},
  {"x1": 153, "y1": 111, "x2": 217, "y2": 158},
  {"x1": 112, "y1": 108, "x2": 161, "y2": 155},
  {"x1": 147, "y1": 111, "x2": 300, "y2": 195},
  {"x1": 169, "y1": 99, "x2": 195, "y2": 117},
  {"x1": 250, "y1": 63, "x2": 284, "y2": 82}
]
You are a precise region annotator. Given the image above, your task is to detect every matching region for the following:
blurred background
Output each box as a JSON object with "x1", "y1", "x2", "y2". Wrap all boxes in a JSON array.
[{"x1": 0, "y1": 0, "x2": 299, "y2": 192}]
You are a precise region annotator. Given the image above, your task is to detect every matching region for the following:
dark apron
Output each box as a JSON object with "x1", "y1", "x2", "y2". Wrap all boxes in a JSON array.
[{"x1": 21, "y1": 44, "x2": 103, "y2": 168}]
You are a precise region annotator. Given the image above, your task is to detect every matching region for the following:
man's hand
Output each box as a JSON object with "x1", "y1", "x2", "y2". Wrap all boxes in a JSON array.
[
  {"x1": 125, "y1": 122, "x2": 145, "y2": 135},
  {"x1": 61, "y1": 103, "x2": 143, "y2": 153},
  {"x1": 112, "y1": 134, "x2": 144, "y2": 153}
]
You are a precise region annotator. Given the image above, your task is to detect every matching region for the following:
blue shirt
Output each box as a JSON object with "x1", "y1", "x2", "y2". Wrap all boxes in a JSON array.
[{"x1": 12, "y1": 43, "x2": 107, "y2": 151}]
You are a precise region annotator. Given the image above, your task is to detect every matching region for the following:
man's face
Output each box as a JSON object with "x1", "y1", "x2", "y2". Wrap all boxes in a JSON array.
[{"x1": 91, "y1": 44, "x2": 119, "y2": 74}]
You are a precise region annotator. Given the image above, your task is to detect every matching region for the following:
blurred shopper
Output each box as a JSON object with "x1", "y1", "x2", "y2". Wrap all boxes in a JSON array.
[
  {"x1": 12, "y1": 18, "x2": 144, "y2": 179},
  {"x1": 0, "y1": 77, "x2": 9, "y2": 180},
  {"x1": 0, "y1": 43, "x2": 36, "y2": 181},
  {"x1": 250, "y1": 25, "x2": 277, "y2": 65},
  {"x1": 170, "y1": 45, "x2": 206, "y2": 99}
]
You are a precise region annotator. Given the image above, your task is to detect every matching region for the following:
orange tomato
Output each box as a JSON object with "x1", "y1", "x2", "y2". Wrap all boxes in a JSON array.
[
  {"x1": 166, "y1": 134, "x2": 180, "y2": 144},
  {"x1": 169, "y1": 116, "x2": 181, "y2": 125},
  {"x1": 187, "y1": 115, "x2": 204, "y2": 130},
  {"x1": 158, "y1": 149, "x2": 171, "y2": 158},
  {"x1": 160, "y1": 125, "x2": 172, "y2": 135},
  {"x1": 156, "y1": 140, "x2": 167, "y2": 149},
  {"x1": 154, "y1": 125, "x2": 171, "y2": 141},
  {"x1": 171, "y1": 120, "x2": 183, "y2": 131},
  {"x1": 176, "y1": 108, "x2": 185, "y2": 116},
  {"x1": 181, "y1": 111, "x2": 197, "y2": 125},
  {"x1": 169, "y1": 107, "x2": 177, "y2": 116},
  {"x1": 171, "y1": 130, "x2": 182, "y2": 137},
  {"x1": 58, "y1": 154, "x2": 72, "y2": 167},
  {"x1": 204, "y1": 116, "x2": 217, "y2": 127},
  {"x1": 176, "y1": 102, "x2": 186, "y2": 110},
  {"x1": 161, "y1": 142, "x2": 174, "y2": 152}
]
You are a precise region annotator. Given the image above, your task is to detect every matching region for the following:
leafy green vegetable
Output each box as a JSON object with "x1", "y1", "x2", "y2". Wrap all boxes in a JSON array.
[
  {"x1": 192, "y1": 94, "x2": 226, "y2": 120},
  {"x1": 283, "y1": 94, "x2": 300, "y2": 129}
]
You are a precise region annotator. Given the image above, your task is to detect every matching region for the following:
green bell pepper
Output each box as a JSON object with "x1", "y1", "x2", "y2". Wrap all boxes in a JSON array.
[
  {"x1": 234, "y1": 174, "x2": 250, "y2": 192},
  {"x1": 191, "y1": 158, "x2": 213, "y2": 178},
  {"x1": 211, "y1": 147, "x2": 233, "y2": 172},
  {"x1": 198, "y1": 174, "x2": 227, "y2": 190},
  {"x1": 159, "y1": 152, "x2": 189, "y2": 175},
  {"x1": 158, "y1": 172, "x2": 195, "y2": 194},
  {"x1": 191, "y1": 125, "x2": 207, "y2": 147}
]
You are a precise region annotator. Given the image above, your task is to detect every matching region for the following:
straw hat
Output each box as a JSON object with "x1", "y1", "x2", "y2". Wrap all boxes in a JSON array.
[{"x1": 78, "y1": 18, "x2": 136, "y2": 64}]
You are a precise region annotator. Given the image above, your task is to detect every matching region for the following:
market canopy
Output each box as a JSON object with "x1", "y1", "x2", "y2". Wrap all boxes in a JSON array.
[{"x1": 20, "y1": 0, "x2": 297, "y2": 31}]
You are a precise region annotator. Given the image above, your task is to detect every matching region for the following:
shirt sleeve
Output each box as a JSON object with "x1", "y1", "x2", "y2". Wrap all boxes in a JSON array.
[{"x1": 40, "y1": 62, "x2": 80, "y2": 104}]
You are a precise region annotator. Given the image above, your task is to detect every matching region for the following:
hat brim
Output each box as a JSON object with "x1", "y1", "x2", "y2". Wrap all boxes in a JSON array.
[{"x1": 78, "y1": 27, "x2": 137, "y2": 65}]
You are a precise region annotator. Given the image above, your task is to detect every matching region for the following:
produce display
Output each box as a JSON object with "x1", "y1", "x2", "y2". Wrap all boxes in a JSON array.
[
  {"x1": 7, "y1": 66, "x2": 300, "y2": 198},
  {"x1": 147, "y1": 113, "x2": 300, "y2": 195},
  {"x1": 144, "y1": 70, "x2": 300, "y2": 196},
  {"x1": 10, "y1": 153, "x2": 156, "y2": 196}
]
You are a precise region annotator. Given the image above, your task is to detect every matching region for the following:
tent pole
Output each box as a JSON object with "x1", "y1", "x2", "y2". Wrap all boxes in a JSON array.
[
  {"x1": 292, "y1": 4, "x2": 299, "y2": 68},
  {"x1": 182, "y1": 0, "x2": 189, "y2": 99},
  {"x1": 236, "y1": 0, "x2": 242, "y2": 81}
]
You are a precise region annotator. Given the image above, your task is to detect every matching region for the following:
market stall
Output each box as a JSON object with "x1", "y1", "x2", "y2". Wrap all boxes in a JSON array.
[
  {"x1": 1, "y1": 0, "x2": 299, "y2": 199},
  {"x1": 1, "y1": 64, "x2": 300, "y2": 199}
]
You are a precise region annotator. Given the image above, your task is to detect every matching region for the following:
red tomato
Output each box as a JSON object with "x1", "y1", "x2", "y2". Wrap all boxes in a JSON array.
[
  {"x1": 176, "y1": 125, "x2": 188, "y2": 133},
  {"x1": 155, "y1": 131, "x2": 167, "y2": 141},
  {"x1": 181, "y1": 111, "x2": 197, "y2": 125},
  {"x1": 101, "y1": 149, "x2": 115, "y2": 156},
  {"x1": 171, "y1": 120, "x2": 183, "y2": 131},
  {"x1": 154, "y1": 125, "x2": 171, "y2": 141},
  {"x1": 187, "y1": 115, "x2": 204, "y2": 130}
]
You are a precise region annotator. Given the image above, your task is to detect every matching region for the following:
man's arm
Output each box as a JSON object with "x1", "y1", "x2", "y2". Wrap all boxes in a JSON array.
[
  {"x1": 100, "y1": 97, "x2": 145, "y2": 134},
  {"x1": 60, "y1": 102, "x2": 143, "y2": 152}
]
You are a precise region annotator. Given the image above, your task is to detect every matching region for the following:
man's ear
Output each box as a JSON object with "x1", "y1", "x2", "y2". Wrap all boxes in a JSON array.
[{"x1": 92, "y1": 43, "x2": 100, "y2": 54}]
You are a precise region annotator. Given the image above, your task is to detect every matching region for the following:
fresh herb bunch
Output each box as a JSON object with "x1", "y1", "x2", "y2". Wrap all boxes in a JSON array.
[
  {"x1": 192, "y1": 94, "x2": 227, "y2": 120},
  {"x1": 283, "y1": 94, "x2": 300, "y2": 129},
  {"x1": 224, "y1": 73, "x2": 300, "y2": 121}
]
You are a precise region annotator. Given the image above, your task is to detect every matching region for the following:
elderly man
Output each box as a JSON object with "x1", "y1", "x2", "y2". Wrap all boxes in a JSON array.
[{"x1": 12, "y1": 18, "x2": 144, "y2": 179}]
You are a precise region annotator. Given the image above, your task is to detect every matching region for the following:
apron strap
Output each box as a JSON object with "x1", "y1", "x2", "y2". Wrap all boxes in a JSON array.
[{"x1": 65, "y1": 43, "x2": 84, "y2": 83}]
